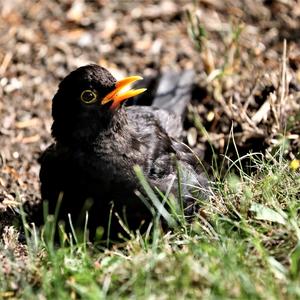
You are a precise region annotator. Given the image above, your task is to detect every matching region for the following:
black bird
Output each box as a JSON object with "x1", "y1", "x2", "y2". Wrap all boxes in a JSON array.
[{"x1": 39, "y1": 64, "x2": 209, "y2": 240}]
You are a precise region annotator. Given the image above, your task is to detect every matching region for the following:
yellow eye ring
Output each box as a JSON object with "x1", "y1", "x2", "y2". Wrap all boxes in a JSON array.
[{"x1": 80, "y1": 89, "x2": 97, "y2": 104}]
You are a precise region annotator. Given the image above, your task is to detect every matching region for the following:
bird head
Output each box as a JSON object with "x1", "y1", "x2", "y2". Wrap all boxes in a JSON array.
[{"x1": 51, "y1": 64, "x2": 146, "y2": 144}]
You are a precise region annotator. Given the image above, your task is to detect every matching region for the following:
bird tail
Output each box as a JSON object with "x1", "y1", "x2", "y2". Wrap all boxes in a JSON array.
[{"x1": 130, "y1": 69, "x2": 195, "y2": 118}]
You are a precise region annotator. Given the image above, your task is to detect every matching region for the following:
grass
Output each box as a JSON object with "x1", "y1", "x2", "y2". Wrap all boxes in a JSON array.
[{"x1": 1, "y1": 150, "x2": 300, "y2": 299}]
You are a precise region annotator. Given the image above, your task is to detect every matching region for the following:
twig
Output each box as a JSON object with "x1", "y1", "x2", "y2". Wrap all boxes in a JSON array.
[
  {"x1": 252, "y1": 98, "x2": 270, "y2": 125},
  {"x1": 279, "y1": 39, "x2": 287, "y2": 129},
  {"x1": 0, "y1": 52, "x2": 13, "y2": 75}
]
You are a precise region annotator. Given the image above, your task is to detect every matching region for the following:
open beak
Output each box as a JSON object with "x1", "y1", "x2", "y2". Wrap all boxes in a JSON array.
[{"x1": 101, "y1": 76, "x2": 147, "y2": 110}]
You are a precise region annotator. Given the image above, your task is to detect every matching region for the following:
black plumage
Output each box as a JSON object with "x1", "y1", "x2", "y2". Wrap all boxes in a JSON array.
[{"x1": 39, "y1": 64, "x2": 209, "y2": 240}]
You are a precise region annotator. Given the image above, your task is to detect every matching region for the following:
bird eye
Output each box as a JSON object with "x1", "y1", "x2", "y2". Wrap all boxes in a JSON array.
[{"x1": 80, "y1": 90, "x2": 97, "y2": 104}]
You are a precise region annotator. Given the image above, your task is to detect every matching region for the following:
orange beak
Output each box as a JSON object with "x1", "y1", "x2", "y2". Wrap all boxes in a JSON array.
[{"x1": 101, "y1": 76, "x2": 147, "y2": 110}]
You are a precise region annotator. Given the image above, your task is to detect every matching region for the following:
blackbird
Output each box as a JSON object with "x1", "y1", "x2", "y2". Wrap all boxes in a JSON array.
[{"x1": 39, "y1": 64, "x2": 209, "y2": 240}]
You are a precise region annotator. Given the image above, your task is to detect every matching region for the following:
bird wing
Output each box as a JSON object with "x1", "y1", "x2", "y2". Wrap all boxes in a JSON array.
[
  {"x1": 126, "y1": 106, "x2": 182, "y2": 139},
  {"x1": 127, "y1": 69, "x2": 195, "y2": 139},
  {"x1": 125, "y1": 105, "x2": 210, "y2": 210}
]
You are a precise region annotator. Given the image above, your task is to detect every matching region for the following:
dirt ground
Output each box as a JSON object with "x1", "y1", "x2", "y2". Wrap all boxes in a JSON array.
[{"x1": 0, "y1": 0, "x2": 300, "y2": 229}]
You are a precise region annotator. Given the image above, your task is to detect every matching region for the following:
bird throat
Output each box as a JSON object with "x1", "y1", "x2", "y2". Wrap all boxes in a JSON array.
[{"x1": 52, "y1": 106, "x2": 128, "y2": 147}]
